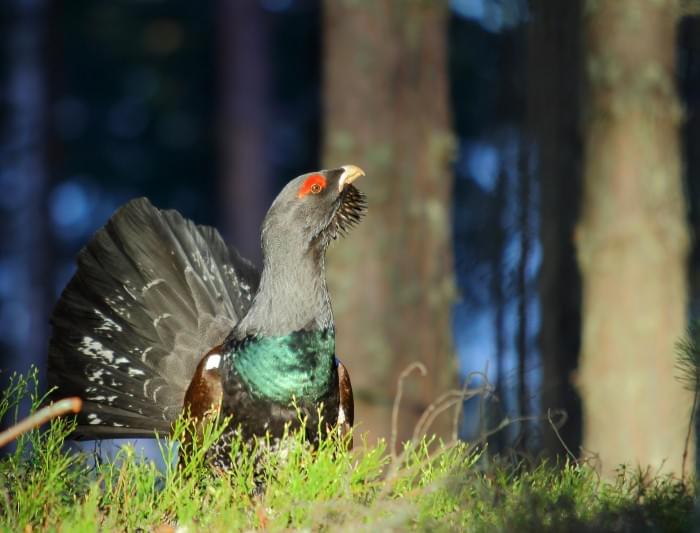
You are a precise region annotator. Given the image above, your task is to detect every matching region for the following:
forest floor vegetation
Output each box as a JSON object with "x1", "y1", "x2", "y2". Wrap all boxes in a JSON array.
[{"x1": 0, "y1": 369, "x2": 695, "y2": 532}]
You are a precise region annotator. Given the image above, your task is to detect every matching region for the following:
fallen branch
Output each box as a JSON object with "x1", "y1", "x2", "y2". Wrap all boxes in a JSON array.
[{"x1": 0, "y1": 397, "x2": 82, "y2": 448}]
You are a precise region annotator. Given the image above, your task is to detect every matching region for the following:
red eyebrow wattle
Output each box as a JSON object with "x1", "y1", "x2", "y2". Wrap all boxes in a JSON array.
[{"x1": 298, "y1": 174, "x2": 327, "y2": 198}]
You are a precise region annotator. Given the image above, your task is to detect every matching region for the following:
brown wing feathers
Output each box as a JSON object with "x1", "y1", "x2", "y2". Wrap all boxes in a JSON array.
[{"x1": 337, "y1": 360, "x2": 354, "y2": 447}]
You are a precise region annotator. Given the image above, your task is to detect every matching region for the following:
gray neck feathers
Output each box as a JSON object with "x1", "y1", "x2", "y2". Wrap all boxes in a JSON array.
[{"x1": 234, "y1": 231, "x2": 332, "y2": 337}]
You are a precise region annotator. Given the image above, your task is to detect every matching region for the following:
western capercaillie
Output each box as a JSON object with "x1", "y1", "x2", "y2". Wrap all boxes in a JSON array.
[{"x1": 48, "y1": 166, "x2": 365, "y2": 463}]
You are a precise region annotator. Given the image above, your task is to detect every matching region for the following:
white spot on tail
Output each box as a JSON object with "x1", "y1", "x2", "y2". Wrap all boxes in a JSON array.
[
  {"x1": 204, "y1": 354, "x2": 221, "y2": 370},
  {"x1": 142, "y1": 278, "x2": 165, "y2": 294},
  {"x1": 94, "y1": 309, "x2": 123, "y2": 332},
  {"x1": 81, "y1": 337, "x2": 115, "y2": 364},
  {"x1": 338, "y1": 405, "x2": 347, "y2": 426},
  {"x1": 87, "y1": 368, "x2": 105, "y2": 384},
  {"x1": 152, "y1": 384, "x2": 163, "y2": 402},
  {"x1": 153, "y1": 313, "x2": 172, "y2": 327},
  {"x1": 140, "y1": 346, "x2": 153, "y2": 363},
  {"x1": 123, "y1": 283, "x2": 137, "y2": 300}
]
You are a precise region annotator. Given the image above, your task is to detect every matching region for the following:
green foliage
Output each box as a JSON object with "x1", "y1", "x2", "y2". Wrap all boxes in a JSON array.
[
  {"x1": 674, "y1": 322, "x2": 700, "y2": 477},
  {"x1": 675, "y1": 321, "x2": 700, "y2": 393},
  {"x1": 0, "y1": 371, "x2": 696, "y2": 532}
]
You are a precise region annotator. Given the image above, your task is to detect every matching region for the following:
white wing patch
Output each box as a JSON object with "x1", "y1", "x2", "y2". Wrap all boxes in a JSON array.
[{"x1": 204, "y1": 354, "x2": 221, "y2": 370}]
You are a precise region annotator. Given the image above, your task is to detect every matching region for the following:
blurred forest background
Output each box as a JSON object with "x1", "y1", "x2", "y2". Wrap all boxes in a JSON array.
[{"x1": 2, "y1": 0, "x2": 700, "y2": 477}]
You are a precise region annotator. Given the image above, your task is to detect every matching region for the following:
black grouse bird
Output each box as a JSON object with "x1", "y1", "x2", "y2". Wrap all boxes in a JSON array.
[{"x1": 48, "y1": 165, "x2": 366, "y2": 462}]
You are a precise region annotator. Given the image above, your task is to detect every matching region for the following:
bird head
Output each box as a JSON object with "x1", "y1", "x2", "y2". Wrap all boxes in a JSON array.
[{"x1": 261, "y1": 165, "x2": 367, "y2": 257}]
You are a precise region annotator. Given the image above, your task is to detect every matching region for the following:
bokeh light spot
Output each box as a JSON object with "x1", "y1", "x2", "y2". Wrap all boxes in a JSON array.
[{"x1": 50, "y1": 180, "x2": 89, "y2": 230}]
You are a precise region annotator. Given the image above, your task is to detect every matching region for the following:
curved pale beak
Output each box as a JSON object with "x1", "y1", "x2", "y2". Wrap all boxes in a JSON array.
[{"x1": 338, "y1": 165, "x2": 365, "y2": 192}]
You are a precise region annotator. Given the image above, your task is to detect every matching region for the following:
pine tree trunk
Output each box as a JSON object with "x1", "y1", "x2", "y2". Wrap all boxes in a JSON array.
[
  {"x1": 680, "y1": 16, "x2": 700, "y2": 476},
  {"x1": 528, "y1": 0, "x2": 584, "y2": 460},
  {"x1": 577, "y1": 0, "x2": 691, "y2": 476},
  {"x1": 516, "y1": 144, "x2": 531, "y2": 451},
  {"x1": 217, "y1": 0, "x2": 271, "y2": 266},
  {"x1": 491, "y1": 168, "x2": 508, "y2": 453},
  {"x1": 322, "y1": 0, "x2": 457, "y2": 444}
]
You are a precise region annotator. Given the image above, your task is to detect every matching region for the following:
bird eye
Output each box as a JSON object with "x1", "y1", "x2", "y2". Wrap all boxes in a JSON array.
[{"x1": 298, "y1": 173, "x2": 327, "y2": 198}]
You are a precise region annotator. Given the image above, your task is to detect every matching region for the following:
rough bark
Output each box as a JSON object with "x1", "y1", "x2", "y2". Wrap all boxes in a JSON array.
[
  {"x1": 322, "y1": 0, "x2": 457, "y2": 445},
  {"x1": 577, "y1": 0, "x2": 691, "y2": 476},
  {"x1": 527, "y1": 0, "x2": 584, "y2": 460}
]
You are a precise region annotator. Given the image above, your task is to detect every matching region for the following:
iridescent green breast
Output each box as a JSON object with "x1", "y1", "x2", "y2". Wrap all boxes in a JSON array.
[{"x1": 228, "y1": 329, "x2": 336, "y2": 403}]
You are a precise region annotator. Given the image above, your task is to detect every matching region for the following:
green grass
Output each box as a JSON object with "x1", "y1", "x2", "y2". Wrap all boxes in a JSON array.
[{"x1": 0, "y1": 370, "x2": 696, "y2": 532}]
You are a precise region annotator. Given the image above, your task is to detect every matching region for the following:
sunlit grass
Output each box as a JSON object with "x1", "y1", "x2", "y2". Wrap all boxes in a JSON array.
[{"x1": 0, "y1": 370, "x2": 695, "y2": 532}]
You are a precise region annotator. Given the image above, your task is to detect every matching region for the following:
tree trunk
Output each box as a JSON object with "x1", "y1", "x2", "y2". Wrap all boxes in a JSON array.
[
  {"x1": 516, "y1": 143, "x2": 531, "y2": 451},
  {"x1": 491, "y1": 167, "x2": 508, "y2": 453},
  {"x1": 216, "y1": 0, "x2": 271, "y2": 266},
  {"x1": 679, "y1": 12, "x2": 700, "y2": 477},
  {"x1": 322, "y1": 0, "x2": 457, "y2": 445},
  {"x1": 527, "y1": 0, "x2": 584, "y2": 460},
  {"x1": 577, "y1": 0, "x2": 691, "y2": 476}
]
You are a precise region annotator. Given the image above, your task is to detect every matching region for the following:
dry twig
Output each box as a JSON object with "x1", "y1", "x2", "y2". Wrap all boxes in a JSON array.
[
  {"x1": 390, "y1": 362, "x2": 427, "y2": 460},
  {"x1": 0, "y1": 397, "x2": 82, "y2": 448}
]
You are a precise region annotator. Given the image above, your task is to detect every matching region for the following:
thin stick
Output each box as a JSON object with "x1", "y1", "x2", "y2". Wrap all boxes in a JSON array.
[
  {"x1": 451, "y1": 379, "x2": 470, "y2": 444},
  {"x1": 416, "y1": 396, "x2": 466, "y2": 443},
  {"x1": 391, "y1": 362, "x2": 427, "y2": 460},
  {"x1": 451, "y1": 371, "x2": 490, "y2": 444},
  {"x1": 412, "y1": 389, "x2": 483, "y2": 443},
  {"x1": 478, "y1": 362, "x2": 489, "y2": 447},
  {"x1": 682, "y1": 387, "x2": 698, "y2": 480},
  {"x1": 546, "y1": 408, "x2": 578, "y2": 464},
  {"x1": 0, "y1": 397, "x2": 82, "y2": 448},
  {"x1": 412, "y1": 370, "x2": 491, "y2": 443},
  {"x1": 465, "y1": 414, "x2": 542, "y2": 456}
]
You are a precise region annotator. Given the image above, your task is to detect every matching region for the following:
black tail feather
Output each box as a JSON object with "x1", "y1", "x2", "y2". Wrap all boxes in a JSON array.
[{"x1": 48, "y1": 198, "x2": 259, "y2": 438}]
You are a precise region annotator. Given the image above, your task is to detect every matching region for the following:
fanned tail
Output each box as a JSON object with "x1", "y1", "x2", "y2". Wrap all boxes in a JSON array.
[{"x1": 48, "y1": 198, "x2": 259, "y2": 438}]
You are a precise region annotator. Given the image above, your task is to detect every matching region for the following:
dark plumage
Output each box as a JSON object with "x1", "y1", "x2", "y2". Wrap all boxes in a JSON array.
[{"x1": 48, "y1": 166, "x2": 366, "y2": 457}]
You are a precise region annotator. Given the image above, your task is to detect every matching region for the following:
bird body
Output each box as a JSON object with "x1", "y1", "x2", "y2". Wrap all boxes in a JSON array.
[{"x1": 48, "y1": 166, "x2": 366, "y2": 458}]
